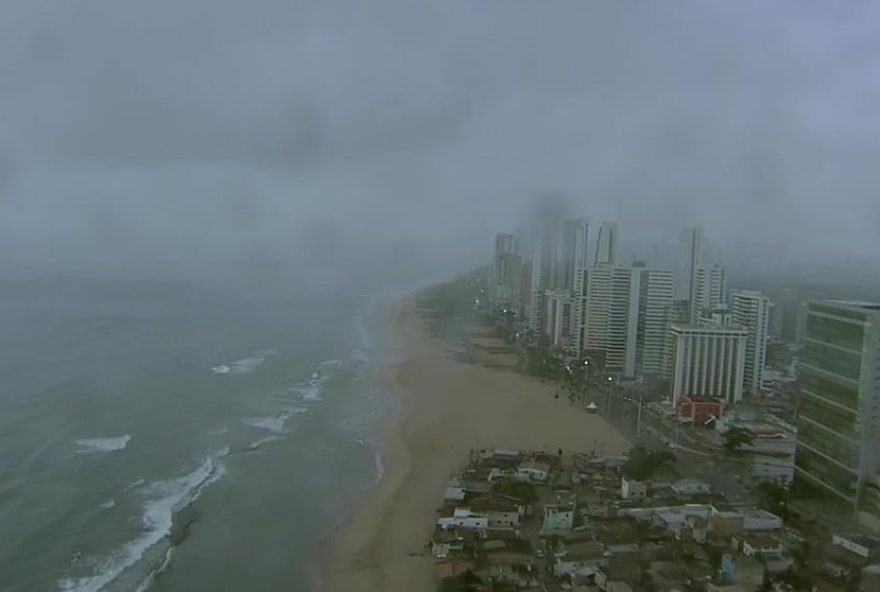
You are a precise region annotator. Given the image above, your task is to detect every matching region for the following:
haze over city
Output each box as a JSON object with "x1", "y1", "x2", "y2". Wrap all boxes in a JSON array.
[
  {"x1": 2, "y1": 1, "x2": 880, "y2": 279},
  {"x1": 3, "y1": 2, "x2": 880, "y2": 592}
]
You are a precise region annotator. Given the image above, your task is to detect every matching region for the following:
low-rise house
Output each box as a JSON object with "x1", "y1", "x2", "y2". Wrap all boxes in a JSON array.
[
  {"x1": 433, "y1": 558, "x2": 477, "y2": 580},
  {"x1": 621, "y1": 478, "x2": 648, "y2": 501},
  {"x1": 543, "y1": 503, "x2": 576, "y2": 532},
  {"x1": 833, "y1": 534, "x2": 880, "y2": 561},
  {"x1": 553, "y1": 540, "x2": 608, "y2": 577},
  {"x1": 672, "y1": 479, "x2": 711, "y2": 496},
  {"x1": 742, "y1": 534, "x2": 783, "y2": 558},
  {"x1": 432, "y1": 531, "x2": 470, "y2": 558},
  {"x1": 469, "y1": 499, "x2": 523, "y2": 529},
  {"x1": 741, "y1": 508, "x2": 783, "y2": 531},
  {"x1": 517, "y1": 460, "x2": 551, "y2": 482},
  {"x1": 677, "y1": 395, "x2": 724, "y2": 426},
  {"x1": 437, "y1": 507, "x2": 488, "y2": 530},
  {"x1": 444, "y1": 484, "x2": 466, "y2": 502}
]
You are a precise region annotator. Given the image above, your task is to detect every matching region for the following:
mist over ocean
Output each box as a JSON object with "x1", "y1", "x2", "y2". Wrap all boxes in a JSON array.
[{"x1": 0, "y1": 269, "x2": 400, "y2": 591}]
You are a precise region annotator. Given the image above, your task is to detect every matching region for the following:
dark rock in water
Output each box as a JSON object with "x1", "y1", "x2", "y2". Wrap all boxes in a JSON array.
[{"x1": 169, "y1": 505, "x2": 200, "y2": 547}]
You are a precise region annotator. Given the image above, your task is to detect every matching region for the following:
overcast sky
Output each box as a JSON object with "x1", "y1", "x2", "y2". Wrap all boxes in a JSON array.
[{"x1": 1, "y1": 1, "x2": 878, "y2": 275}]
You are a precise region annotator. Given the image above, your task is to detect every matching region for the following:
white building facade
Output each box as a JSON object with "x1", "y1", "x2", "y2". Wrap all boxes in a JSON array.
[
  {"x1": 731, "y1": 290, "x2": 771, "y2": 395},
  {"x1": 670, "y1": 323, "x2": 748, "y2": 404}
]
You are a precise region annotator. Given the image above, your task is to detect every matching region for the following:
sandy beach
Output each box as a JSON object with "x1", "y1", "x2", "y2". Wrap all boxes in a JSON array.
[{"x1": 325, "y1": 299, "x2": 629, "y2": 592}]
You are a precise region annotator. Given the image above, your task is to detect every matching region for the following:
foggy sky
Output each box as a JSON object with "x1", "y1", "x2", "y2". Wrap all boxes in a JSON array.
[{"x1": 1, "y1": 0, "x2": 879, "y2": 276}]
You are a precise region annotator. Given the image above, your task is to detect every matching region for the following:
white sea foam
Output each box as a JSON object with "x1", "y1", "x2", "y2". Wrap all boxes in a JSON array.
[
  {"x1": 348, "y1": 348, "x2": 371, "y2": 364},
  {"x1": 58, "y1": 449, "x2": 227, "y2": 592},
  {"x1": 293, "y1": 384, "x2": 323, "y2": 401},
  {"x1": 76, "y1": 435, "x2": 131, "y2": 454},
  {"x1": 100, "y1": 499, "x2": 116, "y2": 510},
  {"x1": 242, "y1": 414, "x2": 290, "y2": 434},
  {"x1": 355, "y1": 438, "x2": 385, "y2": 491},
  {"x1": 248, "y1": 435, "x2": 284, "y2": 451},
  {"x1": 123, "y1": 478, "x2": 145, "y2": 492},
  {"x1": 211, "y1": 351, "x2": 275, "y2": 376},
  {"x1": 318, "y1": 358, "x2": 344, "y2": 371}
]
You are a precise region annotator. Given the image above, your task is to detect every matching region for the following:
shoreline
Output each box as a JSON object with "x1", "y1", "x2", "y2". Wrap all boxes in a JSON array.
[{"x1": 324, "y1": 297, "x2": 629, "y2": 592}]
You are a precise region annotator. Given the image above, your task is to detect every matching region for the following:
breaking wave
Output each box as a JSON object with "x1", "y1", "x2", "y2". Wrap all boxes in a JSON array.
[
  {"x1": 58, "y1": 448, "x2": 228, "y2": 592},
  {"x1": 76, "y1": 435, "x2": 131, "y2": 454}
]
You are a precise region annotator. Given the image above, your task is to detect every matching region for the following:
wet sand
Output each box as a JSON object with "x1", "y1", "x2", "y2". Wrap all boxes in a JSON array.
[{"x1": 325, "y1": 299, "x2": 629, "y2": 592}]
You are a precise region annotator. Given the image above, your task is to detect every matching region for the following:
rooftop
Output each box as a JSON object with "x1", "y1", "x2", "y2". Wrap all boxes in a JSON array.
[{"x1": 827, "y1": 299, "x2": 880, "y2": 311}]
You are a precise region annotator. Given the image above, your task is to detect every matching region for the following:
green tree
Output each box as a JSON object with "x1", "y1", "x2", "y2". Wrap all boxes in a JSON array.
[
  {"x1": 755, "y1": 481, "x2": 790, "y2": 519},
  {"x1": 492, "y1": 480, "x2": 538, "y2": 502},
  {"x1": 723, "y1": 426, "x2": 755, "y2": 452},
  {"x1": 623, "y1": 446, "x2": 676, "y2": 481}
]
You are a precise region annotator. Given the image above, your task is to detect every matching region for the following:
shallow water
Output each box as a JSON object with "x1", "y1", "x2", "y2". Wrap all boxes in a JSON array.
[{"x1": 0, "y1": 273, "x2": 397, "y2": 591}]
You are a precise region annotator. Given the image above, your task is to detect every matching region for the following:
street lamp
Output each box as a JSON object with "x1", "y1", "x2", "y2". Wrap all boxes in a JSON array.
[
  {"x1": 583, "y1": 360, "x2": 590, "y2": 404},
  {"x1": 606, "y1": 376, "x2": 613, "y2": 415}
]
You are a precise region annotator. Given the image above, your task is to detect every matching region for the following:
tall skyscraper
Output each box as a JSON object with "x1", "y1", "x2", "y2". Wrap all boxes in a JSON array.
[
  {"x1": 670, "y1": 323, "x2": 748, "y2": 404},
  {"x1": 495, "y1": 252, "x2": 523, "y2": 309},
  {"x1": 675, "y1": 226, "x2": 703, "y2": 301},
  {"x1": 731, "y1": 290, "x2": 771, "y2": 395},
  {"x1": 580, "y1": 264, "x2": 641, "y2": 378},
  {"x1": 527, "y1": 229, "x2": 557, "y2": 331},
  {"x1": 691, "y1": 263, "x2": 727, "y2": 324},
  {"x1": 544, "y1": 289, "x2": 577, "y2": 350},
  {"x1": 594, "y1": 222, "x2": 619, "y2": 267},
  {"x1": 559, "y1": 218, "x2": 590, "y2": 291},
  {"x1": 796, "y1": 300, "x2": 880, "y2": 511},
  {"x1": 491, "y1": 233, "x2": 517, "y2": 305},
  {"x1": 635, "y1": 268, "x2": 675, "y2": 377}
]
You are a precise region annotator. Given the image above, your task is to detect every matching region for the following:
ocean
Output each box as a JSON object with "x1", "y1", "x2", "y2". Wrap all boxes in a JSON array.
[{"x1": 0, "y1": 270, "x2": 400, "y2": 591}]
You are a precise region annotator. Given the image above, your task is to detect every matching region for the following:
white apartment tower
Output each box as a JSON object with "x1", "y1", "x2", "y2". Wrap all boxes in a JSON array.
[
  {"x1": 675, "y1": 226, "x2": 703, "y2": 301},
  {"x1": 635, "y1": 268, "x2": 675, "y2": 377},
  {"x1": 594, "y1": 222, "x2": 619, "y2": 267},
  {"x1": 670, "y1": 323, "x2": 748, "y2": 404},
  {"x1": 491, "y1": 233, "x2": 517, "y2": 305},
  {"x1": 731, "y1": 290, "x2": 771, "y2": 395},
  {"x1": 559, "y1": 218, "x2": 589, "y2": 292},
  {"x1": 691, "y1": 263, "x2": 727, "y2": 324},
  {"x1": 580, "y1": 265, "x2": 640, "y2": 378}
]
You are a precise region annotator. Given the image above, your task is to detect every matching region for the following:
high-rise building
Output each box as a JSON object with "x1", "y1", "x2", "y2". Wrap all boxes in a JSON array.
[
  {"x1": 796, "y1": 300, "x2": 880, "y2": 511},
  {"x1": 731, "y1": 290, "x2": 771, "y2": 395},
  {"x1": 691, "y1": 263, "x2": 727, "y2": 324},
  {"x1": 495, "y1": 253, "x2": 523, "y2": 309},
  {"x1": 579, "y1": 264, "x2": 641, "y2": 378},
  {"x1": 594, "y1": 222, "x2": 619, "y2": 267},
  {"x1": 491, "y1": 233, "x2": 517, "y2": 305},
  {"x1": 670, "y1": 323, "x2": 748, "y2": 404},
  {"x1": 544, "y1": 289, "x2": 577, "y2": 351},
  {"x1": 675, "y1": 226, "x2": 703, "y2": 301},
  {"x1": 636, "y1": 268, "x2": 675, "y2": 377},
  {"x1": 527, "y1": 231, "x2": 557, "y2": 331},
  {"x1": 559, "y1": 218, "x2": 590, "y2": 291}
]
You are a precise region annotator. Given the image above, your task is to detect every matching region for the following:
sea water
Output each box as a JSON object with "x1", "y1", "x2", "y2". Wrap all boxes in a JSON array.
[{"x1": 0, "y1": 271, "x2": 398, "y2": 591}]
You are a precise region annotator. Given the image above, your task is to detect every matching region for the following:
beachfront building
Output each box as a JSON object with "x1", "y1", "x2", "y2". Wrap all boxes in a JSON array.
[
  {"x1": 691, "y1": 263, "x2": 727, "y2": 324},
  {"x1": 731, "y1": 290, "x2": 771, "y2": 396},
  {"x1": 796, "y1": 300, "x2": 880, "y2": 514},
  {"x1": 670, "y1": 323, "x2": 748, "y2": 404},
  {"x1": 437, "y1": 507, "x2": 489, "y2": 530},
  {"x1": 517, "y1": 460, "x2": 551, "y2": 482},
  {"x1": 560, "y1": 218, "x2": 590, "y2": 291},
  {"x1": 580, "y1": 264, "x2": 639, "y2": 377},
  {"x1": 544, "y1": 288, "x2": 578, "y2": 351},
  {"x1": 594, "y1": 222, "x2": 619, "y2": 266},
  {"x1": 674, "y1": 226, "x2": 703, "y2": 302},
  {"x1": 635, "y1": 267, "x2": 675, "y2": 377}
]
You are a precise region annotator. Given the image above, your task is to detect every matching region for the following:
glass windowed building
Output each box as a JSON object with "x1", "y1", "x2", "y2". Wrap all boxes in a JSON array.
[{"x1": 796, "y1": 300, "x2": 880, "y2": 511}]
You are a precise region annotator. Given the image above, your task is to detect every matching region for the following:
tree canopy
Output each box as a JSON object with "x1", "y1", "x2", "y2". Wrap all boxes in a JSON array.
[
  {"x1": 622, "y1": 445, "x2": 676, "y2": 481},
  {"x1": 722, "y1": 426, "x2": 755, "y2": 452}
]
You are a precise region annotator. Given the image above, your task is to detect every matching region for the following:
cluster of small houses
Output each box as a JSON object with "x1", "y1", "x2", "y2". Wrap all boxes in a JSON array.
[{"x1": 430, "y1": 449, "x2": 880, "y2": 592}]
